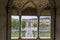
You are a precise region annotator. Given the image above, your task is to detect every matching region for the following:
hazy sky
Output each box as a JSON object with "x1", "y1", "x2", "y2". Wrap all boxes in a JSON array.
[
  {"x1": 11, "y1": 16, "x2": 51, "y2": 19},
  {"x1": 11, "y1": 16, "x2": 37, "y2": 19}
]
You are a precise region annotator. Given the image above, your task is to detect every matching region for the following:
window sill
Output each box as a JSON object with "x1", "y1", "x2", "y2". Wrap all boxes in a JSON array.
[
  {"x1": 11, "y1": 37, "x2": 50, "y2": 39},
  {"x1": 40, "y1": 37, "x2": 51, "y2": 39}
]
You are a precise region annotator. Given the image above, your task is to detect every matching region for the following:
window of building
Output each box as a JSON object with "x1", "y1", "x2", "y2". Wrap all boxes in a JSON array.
[
  {"x1": 11, "y1": 16, "x2": 51, "y2": 39},
  {"x1": 39, "y1": 16, "x2": 51, "y2": 39},
  {"x1": 7, "y1": 0, "x2": 55, "y2": 40},
  {"x1": 21, "y1": 16, "x2": 38, "y2": 39},
  {"x1": 11, "y1": 16, "x2": 19, "y2": 39}
]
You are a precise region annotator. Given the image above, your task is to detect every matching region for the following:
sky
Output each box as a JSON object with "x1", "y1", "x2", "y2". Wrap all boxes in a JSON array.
[
  {"x1": 11, "y1": 16, "x2": 37, "y2": 19},
  {"x1": 11, "y1": 16, "x2": 51, "y2": 19}
]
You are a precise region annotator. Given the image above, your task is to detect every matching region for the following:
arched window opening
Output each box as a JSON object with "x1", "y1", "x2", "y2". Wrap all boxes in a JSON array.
[{"x1": 7, "y1": 0, "x2": 55, "y2": 40}]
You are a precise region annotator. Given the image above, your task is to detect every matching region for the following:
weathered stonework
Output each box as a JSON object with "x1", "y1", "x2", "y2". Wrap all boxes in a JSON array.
[
  {"x1": 1, "y1": 0, "x2": 60, "y2": 40},
  {"x1": 8, "y1": 0, "x2": 50, "y2": 15}
]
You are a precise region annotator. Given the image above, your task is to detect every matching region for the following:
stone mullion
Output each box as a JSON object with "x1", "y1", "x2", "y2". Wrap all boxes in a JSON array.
[{"x1": 18, "y1": 8, "x2": 21, "y2": 39}]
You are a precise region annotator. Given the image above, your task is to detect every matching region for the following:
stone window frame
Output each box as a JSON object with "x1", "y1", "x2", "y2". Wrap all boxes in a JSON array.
[{"x1": 6, "y1": 0, "x2": 56, "y2": 40}]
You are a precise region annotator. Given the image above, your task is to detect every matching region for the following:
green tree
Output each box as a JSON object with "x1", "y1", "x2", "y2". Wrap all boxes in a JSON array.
[
  {"x1": 11, "y1": 19, "x2": 19, "y2": 29},
  {"x1": 40, "y1": 22, "x2": 46, "y2": 27},
  {"x1": 46, "y1": 24, "x2": 51, "y2": 27},
  {"x1": 21, "y1": 20, "x2": 26, "y2": 29},
  {"x1": 33, "y1": 23, "x2": 37, "y2": 27}
]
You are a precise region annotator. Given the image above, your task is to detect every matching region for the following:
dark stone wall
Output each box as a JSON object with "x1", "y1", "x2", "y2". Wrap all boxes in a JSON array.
[
  {"x1": 0, "y1": 0, "x2": 8, "y2": 40},
  {"x1": 0, "y1": 0, "x2": 60, "y2": 40},
  {"x1": 55, "y1": 0, "x2": 60, "y2": 40}
]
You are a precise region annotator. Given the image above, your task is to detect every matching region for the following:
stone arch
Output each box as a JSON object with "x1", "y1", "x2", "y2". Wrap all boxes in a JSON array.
[
  {"x1": 6, "y1": 0, "x2": 56, "y2": 40},
  {"x1": 21, "y1": 1, "x2": 37, "y2": 10},
  {"x1": 21, "y1": 1, "x2": 38, "y2": 15}
]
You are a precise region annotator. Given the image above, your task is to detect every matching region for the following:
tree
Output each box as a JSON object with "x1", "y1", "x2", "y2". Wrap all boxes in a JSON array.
[
  {"x1": 40, "y1": 22, "x2": 46, "y2": 27},
  {"x1": 11, "y1": 19, "x2": 26, "y2": 29},
  {"x1": 46, "y1": 23, "x2": 51, "y2": 27},
  {"x1": 21, "y1": 20, "x2": 26, "y2": 29},
  {"x1": 33, "y1": 23, "x2": 37, "y2": 27},
  {"x1": 11, "y1": 19, "x2": 19, "y2": 29}
]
